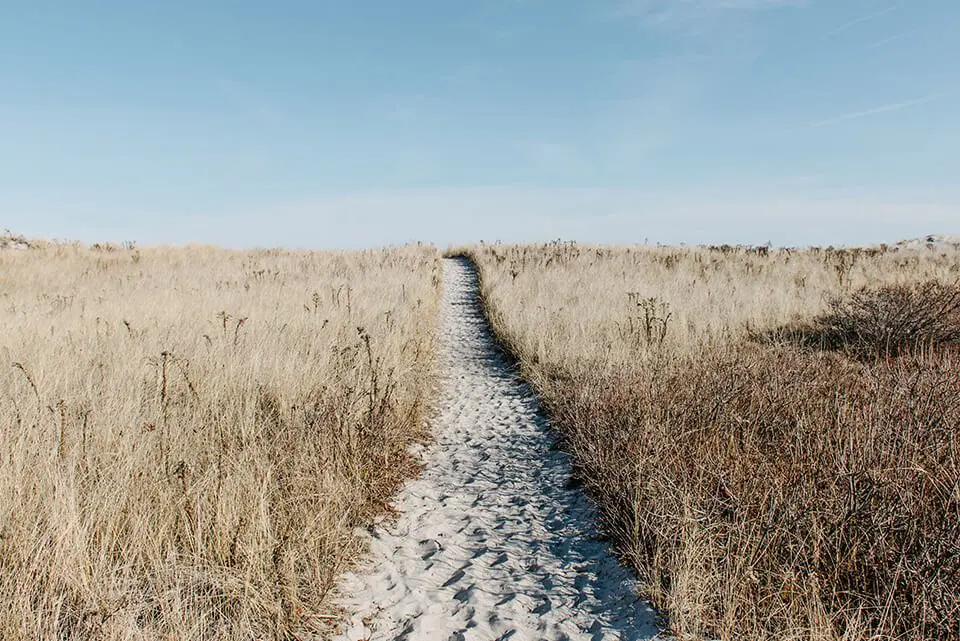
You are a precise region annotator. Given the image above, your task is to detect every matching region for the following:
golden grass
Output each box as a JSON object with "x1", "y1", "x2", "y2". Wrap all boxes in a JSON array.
[
  {"x1": 467, "y1": 242, "x2": 960, "y2": 641},
  {"x1": 0, "y1": 242, "x2": 440, "y2": 640},
  {"x1": 471, "y1": 243, "x2": 960, "y2": 368}
]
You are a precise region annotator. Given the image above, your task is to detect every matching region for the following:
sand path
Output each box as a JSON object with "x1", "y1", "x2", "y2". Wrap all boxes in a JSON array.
[{"x1": 337, "y1": 258, "x2": 661, "y2": 641}]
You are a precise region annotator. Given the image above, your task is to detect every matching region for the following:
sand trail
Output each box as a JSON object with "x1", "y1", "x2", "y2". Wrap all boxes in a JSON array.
[{"x1": 337, "y1": 258, "x2": 661, "y2": 641}]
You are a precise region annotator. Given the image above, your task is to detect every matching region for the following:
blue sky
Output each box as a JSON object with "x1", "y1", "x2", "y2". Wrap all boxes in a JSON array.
[{"x1": 1, "y1": 0, "x2": 957, "y2": 248}]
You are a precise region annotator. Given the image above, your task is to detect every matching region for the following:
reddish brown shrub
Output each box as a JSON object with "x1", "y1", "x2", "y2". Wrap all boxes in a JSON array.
[
  {"x1": 770, "y1": 281, "x2": 960, "y2": 358},
  {"x1": 540, "y1": 347, "x2": 960, "y2": 640}
]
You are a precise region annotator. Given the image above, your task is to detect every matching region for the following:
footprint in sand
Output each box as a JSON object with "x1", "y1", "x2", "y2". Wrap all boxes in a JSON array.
[{"x1": 337, "y1": 257, "x2": 662, "y2": 641}]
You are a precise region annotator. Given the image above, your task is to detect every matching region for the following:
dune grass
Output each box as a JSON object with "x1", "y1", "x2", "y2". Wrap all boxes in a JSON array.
[
  {"x1": 467, "y1": 242, "x2": 960, "y2": 640},
  {"x1": 0, "y1": 241, "x2": 440, "y2": 640}
]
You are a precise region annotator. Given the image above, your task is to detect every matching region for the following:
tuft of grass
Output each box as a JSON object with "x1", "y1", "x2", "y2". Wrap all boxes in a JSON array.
[
  {"x1": 0, "y1": 242, "x2": 441, "y2": 640},
  {"x1": 469, "y1": 242, "x2": 960, "y2": 641}
]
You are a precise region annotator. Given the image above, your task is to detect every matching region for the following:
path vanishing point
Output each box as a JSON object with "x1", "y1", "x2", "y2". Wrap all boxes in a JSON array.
[{"x1": 337, "y1": 258, "x2": 661, "y2": 641}]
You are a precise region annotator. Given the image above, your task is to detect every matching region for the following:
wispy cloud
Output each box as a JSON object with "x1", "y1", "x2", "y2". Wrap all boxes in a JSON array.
[
  {"x1": 608, "y1": 0, "x2": 809, "y2": 67},
  {"x1": 616, "y1": 0, "x2": 806, "y2": 32},
  {"x1": 808, "y1": 93, "x2": 941, "y2": 128},
  {"x1": 824, "y1": 4, "x2": 899, "y2": 37},
  {"x1": 596, "y1": 1, "x2": 807, "y2": 170},
  {"x1": 865, "y1": 29, "x2": 917, "y2": 49}
]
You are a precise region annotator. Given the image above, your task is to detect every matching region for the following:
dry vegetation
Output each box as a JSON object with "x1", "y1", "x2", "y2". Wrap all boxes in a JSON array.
[
  {"x1": 467, "y1": 242, "x2": 960, "y2": 641},
  {"x1": 0, "y1": 241, "x2": 440, "y2": 640}
]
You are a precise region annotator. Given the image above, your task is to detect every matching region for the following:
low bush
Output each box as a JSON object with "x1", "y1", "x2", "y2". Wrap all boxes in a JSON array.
[
  {"x1": 822, "y1": 280, "x2": 960, "y2": 357},
  {"x1": 765, "y1": 281, "x2": 960, "y2": 358},
  {"x1": 543, "y1": 346, "x2": 959, "y2": 640}
]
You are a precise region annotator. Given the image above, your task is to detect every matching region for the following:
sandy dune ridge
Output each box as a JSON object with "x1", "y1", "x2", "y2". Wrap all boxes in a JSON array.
[{"x1": 336, "y1": 258, "x2": 661, "y2": 641}]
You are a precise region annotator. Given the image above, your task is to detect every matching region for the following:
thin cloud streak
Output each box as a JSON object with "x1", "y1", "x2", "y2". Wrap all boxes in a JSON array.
[
  {"x1": 613, "y1": 0, "x2": 806, "y2": 33},
  {"x1": 824, "y1": 4, "x2": 899, "y2": 37},
  {"x1": 808, "y1": 93, "x2": 941, "y2": 128},
  {"x1": 619, "y1": 0, "x2": 804, "y2": 18},
  {"x1": 865, "y1": 29, "x2": 917, "y2": 49}
]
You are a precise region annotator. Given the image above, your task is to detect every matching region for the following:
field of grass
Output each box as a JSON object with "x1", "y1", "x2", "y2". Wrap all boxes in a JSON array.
[
  {"x1": 468, "y1": 242, "x2": 960, "y2": 640},
  {"x1": 0, "y1": 241, "x2": 440, "y2": 640}
]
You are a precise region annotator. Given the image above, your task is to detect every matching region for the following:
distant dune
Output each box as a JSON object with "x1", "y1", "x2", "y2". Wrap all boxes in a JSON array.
[
  {"x1": 0, "y1": 232, "x2": 31, "y2": 250},
  {"x1": 895, "y1": 233, "x2": 960, "y2": 251}
]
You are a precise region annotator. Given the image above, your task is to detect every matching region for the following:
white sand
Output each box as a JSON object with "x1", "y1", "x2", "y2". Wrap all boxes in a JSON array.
[
  {"x1": 894, "y1": 234, "x2": 960, "y2": 251},
  {"x1": 336, "y1": 258, "x2": 661, "y2": 641},
  {"x1": 0, "y1": 235, "x2": 30, "y2": 251}
]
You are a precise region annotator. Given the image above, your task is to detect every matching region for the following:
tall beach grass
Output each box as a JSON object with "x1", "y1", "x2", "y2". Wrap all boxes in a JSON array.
[
  {"x1": 468, "y1": 242, "x2": 960, "y2": 640},
  {"x1": 0, "y1": 241, "x2": 440, "y2": 640}
]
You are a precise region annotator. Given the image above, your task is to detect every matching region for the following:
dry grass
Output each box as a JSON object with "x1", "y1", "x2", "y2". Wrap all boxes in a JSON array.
[
  {"x1": 466, "y1": 242, "x2": 960, "y2": 641},
  {"x1": 776, "y1": 280, "x2": 960, "y2": 358},
  {"x1": 0, "y1": 241, "x2": 440, "y2": 640},
  {"x1": 0, "y1": 230, "x2": 32, "y2": 251}
]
